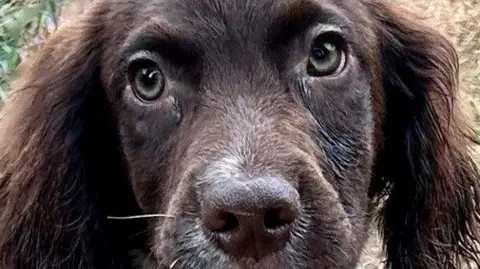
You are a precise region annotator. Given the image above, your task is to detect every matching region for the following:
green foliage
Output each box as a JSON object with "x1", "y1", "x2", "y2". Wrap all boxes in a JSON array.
[{"x1": 0, "y1": 0, "x2": 63, "y2": 105}]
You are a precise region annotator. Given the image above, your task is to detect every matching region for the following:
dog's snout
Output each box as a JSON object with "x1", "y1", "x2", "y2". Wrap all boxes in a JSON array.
[{"x1": 200, "y1": 177, "x2": 301, "y2": 260}]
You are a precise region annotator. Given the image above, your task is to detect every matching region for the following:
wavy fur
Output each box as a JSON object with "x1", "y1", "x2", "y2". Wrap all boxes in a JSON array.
[{"x1": 369, "y1": 2, "x2": 480, "y2": 269}]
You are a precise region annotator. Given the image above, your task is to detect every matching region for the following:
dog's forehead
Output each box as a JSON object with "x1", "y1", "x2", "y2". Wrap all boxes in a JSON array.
[
  {"x1": 146, "y1": 0, "x2": 350, "y2": 39},
  {"x1": 164, "y1": 0, "x2": 316, "y2": 21},
  {"x1": 118, "y1": 0, "x2": 372, "y2": 85},
  {"x1": 133, "y1": 0, "x2": 372, "y2": 53}
]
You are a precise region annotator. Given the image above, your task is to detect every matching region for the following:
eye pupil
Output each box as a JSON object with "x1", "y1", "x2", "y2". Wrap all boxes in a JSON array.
[
  {"x1": 128, "y1": 59, "x2": 165, "y2": 101},
  {"x1": 138, "y1": 67, "x2": 160, "y2": 89},
  {"x1": 307, "y1": 33, "x2": 346, "y2": 77},
  {"x1": 312, "y1": 43, "x2": 333, "y2": 61}
]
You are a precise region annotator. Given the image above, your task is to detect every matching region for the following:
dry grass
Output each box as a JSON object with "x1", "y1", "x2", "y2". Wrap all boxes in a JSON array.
[{"x1": 358, "y1": 1, "x2": 480, "y2": 268}]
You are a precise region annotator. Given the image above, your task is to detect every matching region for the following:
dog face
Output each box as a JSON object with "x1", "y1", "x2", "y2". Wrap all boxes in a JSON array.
[
  {"x1": 0, "y1": 0, "x2": 479, "y2": 269},
  {"x1": 111, "y1": 1, "x2": 377, "y2": 268}
]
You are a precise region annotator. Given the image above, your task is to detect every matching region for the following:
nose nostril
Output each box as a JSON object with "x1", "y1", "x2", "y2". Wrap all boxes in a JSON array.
[
  {"x1": 263, "y1": 208, "x2": 295, "y2": 230},
  {"x1": 201, "y1": 176, "x2": 301, "y2": 260},
  {"x1": 212, "y1": 212, "x2": 239, "y2": 233}
]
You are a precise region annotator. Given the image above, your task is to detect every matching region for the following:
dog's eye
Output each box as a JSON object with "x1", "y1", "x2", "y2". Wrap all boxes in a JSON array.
[
  {"x1": 307, "y1": 33, "x2": 346, "y2": 76},
  {"x1": 128, "y1": 60, "x2": 165, "y2": 101}
]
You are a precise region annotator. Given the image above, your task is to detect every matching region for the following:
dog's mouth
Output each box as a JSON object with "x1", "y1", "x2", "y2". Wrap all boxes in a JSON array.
[
  {"x1": 164, "y1": 250, "x2": 296, "y2": 269},
  {"x1": 154, "y1": 214, "x2": 312, "y2": 269},
  {"x1": 228, "y1": 255, "x2": 291, "y2": 269},
  {"x1": 168, "y1": 255, "x2": 286, "y2": 269}
]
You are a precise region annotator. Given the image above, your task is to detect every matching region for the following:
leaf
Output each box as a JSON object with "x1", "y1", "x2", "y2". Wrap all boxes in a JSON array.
[
  {"x1": 0, "y1": 87, "x2": 7, "y2": 104},
  {"x1": 0, "y1": 3, "x2": 15, "y2": 18},
  {"x1": 45, "y1": 0, "x2": 58, "y2": 28},
  {"x1": 0, "y1": 60, "x2": 8, "y2": 72},
  {"x1": 2, "y1": 4, "x2": 43, "y2": 41},
  {"x1": 1, "y1": 44, "x2": 13, "y2": 54},
  {"x1": 8, "y1": 51, "x2": 20, "y2": 70}
]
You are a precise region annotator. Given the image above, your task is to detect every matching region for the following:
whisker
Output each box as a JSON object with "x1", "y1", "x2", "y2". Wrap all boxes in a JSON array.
[
  {"x1": 169, "y1": 258, "x2": 180, "y2": 269},
  {"x1": 142, "y1": 249, "x2": 156, "y2": 269},
  {"x1": 107, "y1": 214, "x2": 175, "y2": 220},
  {"x1": 129, "y1": 228, "x2": 150, "y2": 240}
]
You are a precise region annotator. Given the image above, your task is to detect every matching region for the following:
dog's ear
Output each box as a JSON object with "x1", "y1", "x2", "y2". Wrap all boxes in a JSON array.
[
  {"x1": 0, "y1": 4, "x2": 143, "y2": 268},
  {"x1": 368, "y1": 2, "x2": 480, "y2": 269}
]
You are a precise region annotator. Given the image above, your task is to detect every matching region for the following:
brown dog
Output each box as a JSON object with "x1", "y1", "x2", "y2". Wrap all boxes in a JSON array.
[{"x1": 0, "y1": 0, "x2": 479, "y2": 268}]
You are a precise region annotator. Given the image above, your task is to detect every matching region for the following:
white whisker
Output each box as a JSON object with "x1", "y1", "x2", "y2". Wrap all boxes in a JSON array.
[
  {"x1": 107, "y1": 214, "x2": 174, "y2": 220},
  {"x1": 169, "y1": 258, "x2": 180, "y2": 269}
]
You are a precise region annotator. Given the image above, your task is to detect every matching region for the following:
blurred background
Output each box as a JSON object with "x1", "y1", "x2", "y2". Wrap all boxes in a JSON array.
[{"x1": 0, "y1": 0, "x2": 479, "y2": 268}]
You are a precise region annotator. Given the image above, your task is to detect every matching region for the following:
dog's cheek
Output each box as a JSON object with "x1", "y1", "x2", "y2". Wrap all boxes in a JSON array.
[
  {"x1": 117, "y1": 129, "x2": 172, "y2": 211},
  {"x1": 307, "y1": 109, "x2": 375, "y2": 261}
]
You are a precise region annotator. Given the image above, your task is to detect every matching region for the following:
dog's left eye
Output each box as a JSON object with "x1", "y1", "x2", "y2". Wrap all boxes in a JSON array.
[
  {"x1": 128, "y1": 60, "x2": 165, "y2": 101},
  {"x1": 307, "y1": 33, "x2": 347, "y2": 77}
]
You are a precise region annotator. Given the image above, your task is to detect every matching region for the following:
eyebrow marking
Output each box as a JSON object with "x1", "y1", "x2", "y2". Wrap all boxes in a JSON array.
[
  {"x1": 127, "y1": 50, "x2": 161, "y2": 63},
  {"x1": 268, "y1": 0, "x2": 353, "y2": 47},
  {"x1": 120, "y1": 18, "x2": 199, "y2": 64}
]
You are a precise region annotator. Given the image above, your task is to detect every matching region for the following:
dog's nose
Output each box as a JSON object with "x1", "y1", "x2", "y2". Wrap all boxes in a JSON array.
[{"x1": 200, "y1": 177, "x2": 301, "y2": 260}]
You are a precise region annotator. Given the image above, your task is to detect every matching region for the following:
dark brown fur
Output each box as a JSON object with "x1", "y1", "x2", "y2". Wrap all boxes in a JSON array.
[{"x1": 0, "y1": 0, "x2": 479, "y2": 268}]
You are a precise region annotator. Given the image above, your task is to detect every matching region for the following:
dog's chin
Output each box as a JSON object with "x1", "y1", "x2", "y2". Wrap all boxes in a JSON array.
[
  {"x1": 158, "y1": 251, "x2": 301, "y2": 269},
  {"x1": 229, "y1": 255, "x2": 294, "y2": 269},
  {"x1": 154, "y1": 233, "x2": 308, "y2": 269}
]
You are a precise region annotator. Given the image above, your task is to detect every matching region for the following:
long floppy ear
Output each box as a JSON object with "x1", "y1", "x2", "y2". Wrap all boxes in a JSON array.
[
  {"x1": 368, "y1": 2, "x2": 480, "y2": 269},
  {"x1": 0, "y1": 3, "x2": 144, "y2": 268}
]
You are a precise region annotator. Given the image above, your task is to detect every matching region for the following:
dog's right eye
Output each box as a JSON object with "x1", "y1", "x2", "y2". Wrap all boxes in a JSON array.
[
  {"x1": 127, "y1": 59, "x2": 166, "y2": 101},
  {"x1": 307, "y1": 32, "x2": 347, "y2": 77}
]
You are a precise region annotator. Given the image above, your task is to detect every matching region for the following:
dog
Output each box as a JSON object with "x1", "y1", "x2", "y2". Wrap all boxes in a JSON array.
[{"x1": 0, "y1": 0, "x2": 479, "y2": 268}]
